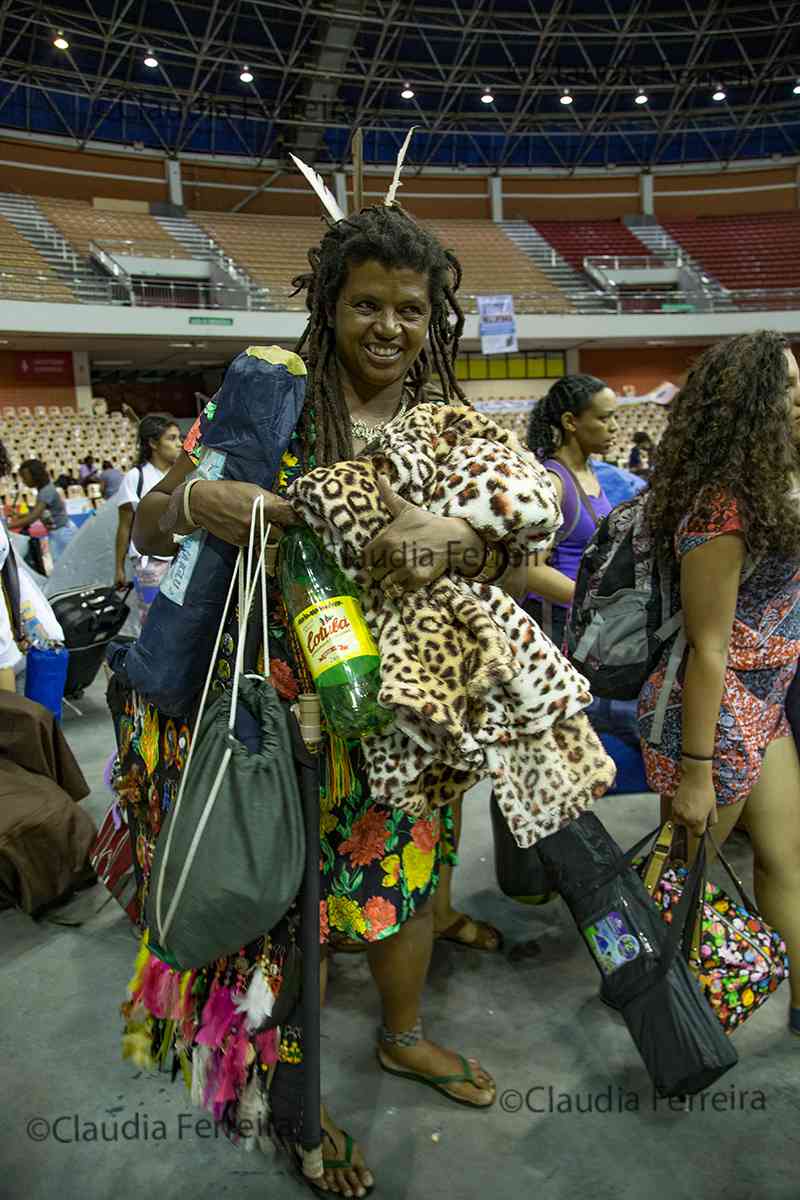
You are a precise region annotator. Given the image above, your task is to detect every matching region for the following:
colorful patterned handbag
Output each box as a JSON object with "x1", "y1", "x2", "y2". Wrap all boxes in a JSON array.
[
  {"x1": 638, "y1": 821, "x2": 790, "y2": 1034},
  {"x1": 89, "y1": 802, "x2": 140, "y2": 926}
]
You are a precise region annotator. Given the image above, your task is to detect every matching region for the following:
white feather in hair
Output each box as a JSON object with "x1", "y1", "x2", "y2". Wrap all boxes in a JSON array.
[
  {"x1": 384, "y1": 126, "x2": 417, "y2": 206},
  {"x1": 289, "y1": 153, "x2": 346, "y2": 223}
]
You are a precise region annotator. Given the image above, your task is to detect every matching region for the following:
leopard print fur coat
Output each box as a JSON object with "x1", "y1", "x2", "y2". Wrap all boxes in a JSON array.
[{"x1": 287, "y1": 403, "x2": 615, "y2": 848}]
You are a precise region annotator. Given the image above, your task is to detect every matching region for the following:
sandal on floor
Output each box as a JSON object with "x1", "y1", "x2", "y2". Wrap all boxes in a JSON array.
[
  {"x1": 436, "y1": 913, "x2": 504, "y2": 952},
  {"x1": 377, "y1": 1047, "x2": 496, "y2": 1109},
  {"x1": 276, "y1": 1129, "x2": 374, "y2": 1198}
]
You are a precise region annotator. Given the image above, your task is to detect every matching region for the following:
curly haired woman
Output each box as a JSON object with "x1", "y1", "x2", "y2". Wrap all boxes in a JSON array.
[{"x1": 638, "y1": 330, "x2": 800, "y2": 1037}]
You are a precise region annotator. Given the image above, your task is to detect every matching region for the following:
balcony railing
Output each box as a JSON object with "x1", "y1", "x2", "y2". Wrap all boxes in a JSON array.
[
  {"x1": 583, "y1": 253, "x2": 681, "y2": 271},
  {"x1": 0, "y1": 267, "x2": 798, "y2": 316}
]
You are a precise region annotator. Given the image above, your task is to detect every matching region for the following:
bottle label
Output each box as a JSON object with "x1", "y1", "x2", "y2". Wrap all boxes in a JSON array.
[{"x1": 293, "y1": 595, "x2": 378, "y2": 681}]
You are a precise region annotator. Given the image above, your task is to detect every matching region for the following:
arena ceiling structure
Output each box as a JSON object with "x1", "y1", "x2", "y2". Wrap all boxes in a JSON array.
[{"x1": 1, "y1": 1, "x2": 800, "y2": 170}]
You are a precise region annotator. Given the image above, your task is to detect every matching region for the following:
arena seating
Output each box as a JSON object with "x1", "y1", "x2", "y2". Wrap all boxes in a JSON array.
[
  {"x1": 191, "y1": 212, "x2": 314, "y2": 307},
  {"x1": 0, "y1": 406, "x2": 137, "y2": 502},
  {"x1": 193, "y1": 212, "x2": 571, "y2": 313},
  {"x1": 36, "y1": 198, "x2": 184, "y2": 258},
  {"x1": 427, "y1": 221, "x2": 571, "y2": 313},
  {"x1": 0, "y1": 214, "x2": 73, "y2": 302},
  {"x1": 531, "y1": 219, "x2": 655, "y2": 280},
  {"x1": 608, "y1": 403, "x2": 669, "y2": 466},
  {"x1": 660, "y1": 212, "x2": 800, "y2": 294}
]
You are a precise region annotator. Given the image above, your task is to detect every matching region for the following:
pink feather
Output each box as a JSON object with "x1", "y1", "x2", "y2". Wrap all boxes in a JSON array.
[
  {"x1": 201, "y1": 1047, "x2": 223, "y2": 1111},
  {"x1": 255, "y1": 1028, "x2": 278, "y2": 1065},
  {"x1": 212, "y1": 1029, "x2": 250, "y2": 1111},
  {"x1": 196, "y1": 981, "x2": 238, "y2": 1048},
  {"x1": 140, "y1": 959, "x2": 170, "y2": 1016}
]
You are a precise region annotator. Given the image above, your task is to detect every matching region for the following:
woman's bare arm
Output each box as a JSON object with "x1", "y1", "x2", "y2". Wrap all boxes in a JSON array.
[
  {"x1": 671, "y1": 531, "x2": 744, "y2": 835},
  {"x1": 133, "y1": 450, "x2": 296, "y2": 555}
]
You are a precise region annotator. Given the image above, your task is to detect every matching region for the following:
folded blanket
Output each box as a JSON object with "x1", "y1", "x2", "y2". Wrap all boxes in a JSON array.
[{"x1": 287, "y1": 403, "x2": 615, "y2": 847}]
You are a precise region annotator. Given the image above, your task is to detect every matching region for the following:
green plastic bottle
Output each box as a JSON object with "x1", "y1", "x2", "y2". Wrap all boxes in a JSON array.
[{"x1": 278, "y1": 526, "x2": 393, "y2": 739}]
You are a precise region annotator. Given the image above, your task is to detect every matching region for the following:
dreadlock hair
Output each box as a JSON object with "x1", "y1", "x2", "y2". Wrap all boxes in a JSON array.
[
  {"x1": 646, "y1": 331, "x2": 800, "y2": 561},
  {"x1": 527, "y1": 374, "x2": 609, "y2": 460},
  {"x1": 137, "y1": 413, "x2": 178, "y2": 466},
  {"x1": 292, "y1": 205, "x2": 466, "y2": 466}
]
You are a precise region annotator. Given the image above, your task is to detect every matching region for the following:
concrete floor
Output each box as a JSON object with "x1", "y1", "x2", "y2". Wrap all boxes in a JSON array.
[{"x1": 1, "y1": 677, "x2": 798, "y2": 1200}]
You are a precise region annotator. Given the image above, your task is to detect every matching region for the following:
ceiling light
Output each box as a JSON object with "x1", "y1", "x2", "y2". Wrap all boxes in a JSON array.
[
  {"x1": 634, "y1": 88, "x2": 648, "y2": 105},
  {"x1": 144, "y1": 50, "x2": 158, "y2": 68},
  {"x1": 712, "y1": 85, "x2": 726, "y2": 102},
  {"x1": 239, "y1": 65, "x2": 254, "y2": 83},
  {"x1": 481, "y1": 87, "x2": 494, "y2": 104},
  {"x1": 560, "y1": 88, "x2": 574, "y2": 106},
  {"x1": 793, "y1": 79, "x2": 800, "y2": 95},
  {"x1": 169, "y1": 342, "x2": 192, "y2": 348},
  {"x1": 53, "y1": 30, "x2": 69, "y2": 50},
  {"x1": 401, "y1": 83, "x2": 415, "y2": 100}
]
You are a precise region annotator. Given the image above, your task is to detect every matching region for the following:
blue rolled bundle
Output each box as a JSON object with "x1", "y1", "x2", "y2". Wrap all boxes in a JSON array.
[
  {"x1": 110, "y1": 347, "x2": 306, "y2": 716},
  {"x1": 25, "y1": 645, "x2": 70, "y2": 721}
]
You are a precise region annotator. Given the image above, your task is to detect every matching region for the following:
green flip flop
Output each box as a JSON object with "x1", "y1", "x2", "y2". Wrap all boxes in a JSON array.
[
  {"x1": 376, "y1": 1049, "x2": 496, "y2": 1109},
  {"x1": 281, "y1": 1129, "x2": 374, "y2": 1198}
]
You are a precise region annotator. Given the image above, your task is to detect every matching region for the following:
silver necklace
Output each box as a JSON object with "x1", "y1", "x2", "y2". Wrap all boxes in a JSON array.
[{"x1": 350, "y1": 391, "x2": 410, "y2": 443}]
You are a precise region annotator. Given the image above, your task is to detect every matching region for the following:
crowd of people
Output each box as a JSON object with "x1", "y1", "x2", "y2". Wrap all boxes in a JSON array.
[{"x1": 2, "y1": 198, "x2": 799, "y2": 1199}]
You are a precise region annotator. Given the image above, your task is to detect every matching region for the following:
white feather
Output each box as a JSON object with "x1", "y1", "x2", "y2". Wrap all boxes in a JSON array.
[
  {"x1": 289, "y1": 153, "x2": 346, "y2": 223},
  {"x1": 190, "y1": 1044, "x2": 209, "y2": 1107},
  {"x1": 234, "y1": 967, "x2": 275, "y2": 1031},
  {"x1": 237, "y1": 1069, "x2": 269, "y2": 1152},
  {"x1": 384, "y1": 126, "x2": 417, "y2": 206}
]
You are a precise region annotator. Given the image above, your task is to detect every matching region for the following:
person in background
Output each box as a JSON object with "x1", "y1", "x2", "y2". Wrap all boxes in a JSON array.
[
  {"x1": 523, "y1": 375, "x2": 618, "y2": 648},
  {"x1": 10, "y1": 458, "x2": 77, "y2": 562},
  {"x1": 114, "y1": 415, "x2": 181, "y2": 626},
  {"x1": 79, "y1": 455, "x2": 100, "y2": 485},
  {"x1": 628, "y1": 431, "x2": 653, "y2": 476},
  {"x1": 54, "y1": 469, "x2": 76, "y2": 491},
  {"x1": 639, "y1": 330, "x2": 800, "y2": 1039},
  {"x1": 99, "y1": 460, "x2": 123, "y2": 500}
]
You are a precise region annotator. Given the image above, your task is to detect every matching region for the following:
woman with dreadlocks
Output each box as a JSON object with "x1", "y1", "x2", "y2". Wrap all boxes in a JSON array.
[
  {"x1": 639, "y1": 331, "x2": 800, "y2": 1038},
  {"x1": 111, "y1": 202, "x2": 527, "y2": 1198},
  {"x1": 524, "y1": 374, "x2": 618, "y2": 647}
]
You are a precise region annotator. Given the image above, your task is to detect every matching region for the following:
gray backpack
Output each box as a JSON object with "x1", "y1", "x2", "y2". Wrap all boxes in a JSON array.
[
  {"x1": 565, "y1": 496, "x2": 752, "y2": 746},
  {"x1": 146, "y1": 500, "x2": 305, "y2": 970}
]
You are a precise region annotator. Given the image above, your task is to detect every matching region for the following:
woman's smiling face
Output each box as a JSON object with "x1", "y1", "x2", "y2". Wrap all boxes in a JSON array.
[{"x1": 333, "y1": 258, "x2": 432, "y2": 394}]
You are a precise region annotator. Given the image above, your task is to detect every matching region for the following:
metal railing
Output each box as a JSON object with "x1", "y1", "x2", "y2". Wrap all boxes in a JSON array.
[
  {"x1": 583, "y1": 253, "x2": 681, "y2": 271},
  {"x1": 90, "y1": 237, "x2": 206, "y2": 260},
  {"x1": 0, "y1": 266, "x2": 798, "y2": 316}
]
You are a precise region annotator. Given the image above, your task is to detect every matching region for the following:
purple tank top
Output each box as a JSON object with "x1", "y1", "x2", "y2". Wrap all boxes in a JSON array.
[{"x1": 528, "y1": 459, "x2": 612, "y2": 609}]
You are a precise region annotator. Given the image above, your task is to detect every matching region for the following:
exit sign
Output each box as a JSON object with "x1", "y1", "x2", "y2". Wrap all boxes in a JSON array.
[{"x1": 189, "y1": 316, "x2": 234, "y2": 326}]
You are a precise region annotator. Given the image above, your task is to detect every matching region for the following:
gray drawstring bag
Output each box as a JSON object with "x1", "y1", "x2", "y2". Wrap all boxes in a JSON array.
[{"x1": 146, "y1": 499, "x2": 305, "y2": 971}]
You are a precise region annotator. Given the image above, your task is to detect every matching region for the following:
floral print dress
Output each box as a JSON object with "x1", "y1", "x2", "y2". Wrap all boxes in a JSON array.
[
  {"x1": 111, "y1": 401, "x2": 456, "y2": 1149},
  {"x1": 638, "y1": 491, "x2": 800, "y2": 804}
]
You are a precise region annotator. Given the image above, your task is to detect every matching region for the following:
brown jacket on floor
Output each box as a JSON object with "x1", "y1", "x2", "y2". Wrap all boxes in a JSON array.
[{"x1": 0, "y1": 693, "x2": 96, "y2": 914}]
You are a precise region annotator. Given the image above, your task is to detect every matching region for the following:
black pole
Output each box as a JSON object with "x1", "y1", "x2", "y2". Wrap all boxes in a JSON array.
[{"x1": 293, "y1": 715, "x2": 322, "y2": 1169}]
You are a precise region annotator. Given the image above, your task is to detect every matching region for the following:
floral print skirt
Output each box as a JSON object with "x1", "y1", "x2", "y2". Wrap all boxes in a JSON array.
[{"x1": 321, "y1": 744, "x2": 453, "y2": 944}]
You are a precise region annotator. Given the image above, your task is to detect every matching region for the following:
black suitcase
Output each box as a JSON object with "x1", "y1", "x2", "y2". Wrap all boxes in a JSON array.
[{"x1": 49, "y1": 585, "x2": 133, "y2": 697}]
